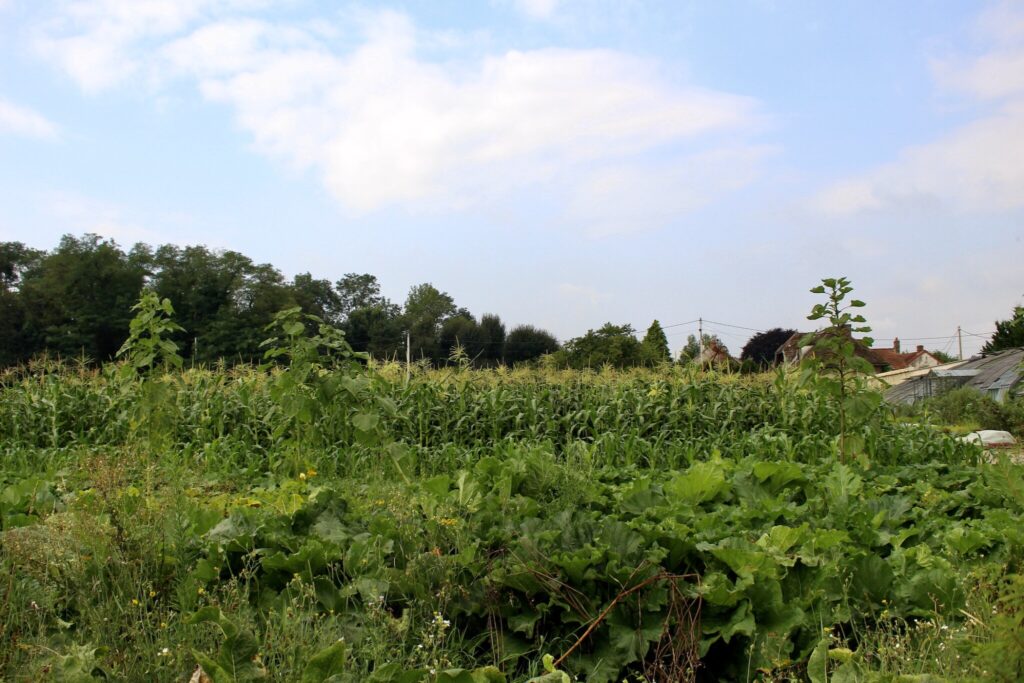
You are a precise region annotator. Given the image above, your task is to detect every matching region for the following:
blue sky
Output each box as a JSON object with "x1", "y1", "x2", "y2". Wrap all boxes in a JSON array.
[{"x1": 1, "y1": 0, "x2": 1021, "y2": 357}]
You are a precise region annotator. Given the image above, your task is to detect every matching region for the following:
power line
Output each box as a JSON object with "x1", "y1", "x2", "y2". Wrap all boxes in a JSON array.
[
  {"x1": 701, "y1": 319, "x2": 766, "y2": 333},
  {"x1": 662, "y1": 319, "x2": 700, "y2": 329},
  {"x1": 873, "y1": 334, "x2": 975, "y2": 342}
]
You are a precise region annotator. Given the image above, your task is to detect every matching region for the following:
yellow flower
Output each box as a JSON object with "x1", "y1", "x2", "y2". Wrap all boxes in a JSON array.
[
  {"x1": 197, "y1": 587, "x2": 205, "y2": 595},
  {"x1": 299, "y1": 472, "x2": 307, "y2": 481},
  {"x1": 149, "y1": 590, "x2": 157, "y2": 598},
  {"x1": 131, "y1": 599, "x2": 140, "y2": 606},
  {"x1": 306, "y1": 468, "x2": 317, "y2": 478}
]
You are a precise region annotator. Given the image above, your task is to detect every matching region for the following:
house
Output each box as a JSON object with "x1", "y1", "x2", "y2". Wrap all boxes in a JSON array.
[
  {"x1": 694, "y1": 339, "x2": 735, "y2": 367},
  {"x1": 884, "y1": 348, "x2": 1024, "y2": 405},
  {"x1": 775, "y1": 331, "x2": 813, "y2": 366},
  {"x1": 868, "y1": 337, "x2": 942, "y2": 372},
  {"x1": 775, "y1": 332, "x2": 942, "y2": 374}
]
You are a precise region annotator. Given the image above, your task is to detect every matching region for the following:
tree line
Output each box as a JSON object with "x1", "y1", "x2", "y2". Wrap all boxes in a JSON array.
[
  {"x1": 0, "y1": 235, "x2": 566, "y2": 368},
  {"x1": 0, "y1": 234, "x2": 693, "y2": 370},
  {"x1": 12, "y1": 234, "x2": 998, "y2": 371}
]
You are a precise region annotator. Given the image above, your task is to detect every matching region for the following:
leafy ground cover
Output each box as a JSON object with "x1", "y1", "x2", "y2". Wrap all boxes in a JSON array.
[{"x1": 2, "y1": 355, "x2": 1023, "y2": 681}]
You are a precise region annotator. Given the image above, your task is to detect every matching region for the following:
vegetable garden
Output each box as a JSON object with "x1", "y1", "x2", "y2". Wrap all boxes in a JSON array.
[{"x1": 1, "y1": 296, "x2": 1023, "y2": 682}]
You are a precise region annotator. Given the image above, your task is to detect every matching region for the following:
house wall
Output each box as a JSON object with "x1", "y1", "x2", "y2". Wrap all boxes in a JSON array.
[{"x1": 908, "y1": 354, "x2": 940, "y2": 370}]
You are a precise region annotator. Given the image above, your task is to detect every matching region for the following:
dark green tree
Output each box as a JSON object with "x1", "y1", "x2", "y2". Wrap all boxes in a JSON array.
[
  {"x1": 640, "y1": 320, "x2": 671, "y2": 365},
  {"x1": 403, "y1": 283, "x2": 457, "y2": 362},
  {"x1": 439, "y1": 314, "x2": 483, "y2": 362},
  {"x1": 504, "y1": 325, "x2": 559, "y2": 365},
  {"x1": 559, "y1": 323, "x2": 643, "y2": 369},
  {"x1": 343, "y1": 303, "x2": 403, "y2": 359},
  {"x1": 151, "y1": 245, "x2": 249, "y2": 363},
  {"x1": 336, "y1": 273, "x2": 385, "y2": 319},
  {"x1": 740, "y1": 327, "x2": 797, "y2": 368},
  {"x1": 0, "y1": 242, "x2": 44, "y2": 366},
  {"x1": 982, "y1": 305, "x2": 1024, "y2": 354},
  {"x1": 19, "y1": 234, "x2": 148, "y2": 362},
  {"x1": 478, "y1": 313, "x2": 506, "y2": 365},
  {"x1": 290, "y1": 273, "x2": 343, "y2": 327},
  {"x1": 0, "y1": 242, "x2": 44, "y2": 290},
  {"x1": 208, "y1": 262, "x2": 293, "y2": 362}
]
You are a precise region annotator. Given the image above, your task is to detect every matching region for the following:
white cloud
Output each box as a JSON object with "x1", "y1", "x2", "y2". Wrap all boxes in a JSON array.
[
  {"x1": 931, "y1": 2, "x2": 1024, "y2": 102},
  {"x1": 815, "y1": 2, "x2": 1024, "y2": 216},
  {"x1": 167, "y1": 13, "x2": 757, "y2": 212},
  {"x1": 514, "y1": 0, "x2": 560, "y2": 20},
  {"x1": 814, "y1": 103, "x2": 1024, "y2": 215},
  {"x1": 33, "y1": 4, "x2": 761, "y2": 220},
  {"x1": 33, "y1": 0, "x2": 269, "y2": 92},
  {"x1": 0, "y1": 98, "x2": 59, "y2": 139}
]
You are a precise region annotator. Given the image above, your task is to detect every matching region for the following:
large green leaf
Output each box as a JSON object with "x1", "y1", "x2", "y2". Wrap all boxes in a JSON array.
[
  {"x1": 300, "y1": 642, "x2": 348, "y2": 683},
  {"x1": 666, "y1": 461, "x2": 728, "y2": 505}
]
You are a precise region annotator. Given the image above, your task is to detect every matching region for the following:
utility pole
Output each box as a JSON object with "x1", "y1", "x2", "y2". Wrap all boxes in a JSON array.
[
  {"x1": 698, "y1": 317, "x2": 704, "y2": 360},
  {"x1": 957, "y1": 326, "x2": 963, "y2": 361},
  {"x1": 405, "y1": 330, "x2": 411, "y2": 386}
]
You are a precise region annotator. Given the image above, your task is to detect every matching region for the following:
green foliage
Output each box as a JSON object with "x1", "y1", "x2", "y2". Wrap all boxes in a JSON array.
[
  {"x1": 336, "y1": 273, "x2": 387, "y2": 319},
  {"x1": 343, "y1": 304, "x2": 404, "y2": 359},
  {"x1": 19, "y1": 234, "x2": 148, "y2": 362},
  {"x1": 404, "y1": 283, "x2": 458, "y2": 363},
  {"x1": 260, "y1": 307, "x2": 388, "y2": 467},
  {"x1": 439, "y1": 314, "x2": 483, "y2": 363},
  {"x1": 187, "y1": 607, "x2": 267, "y2": 682},
  {"x1": 640, "y1": 320, "x2": 671, "y2": 366},
  {"x1": 117, "y1": 291, "x2": 185, "y2": 375},
  {"x1": 1, "y1": 235, "x2": 573, "y2": 371},
  {"x1": 503, "y1": 325, "x2": 559, "y2": 365},
  {"x1": 801, "y1": 277, "x2": 882, "y2": 463},
  {"x1": 930, "y1": 348, "x2": 958, "y2": 364},
  {"x1": 115, "y1": 291, "x2": 186, "y2": 450},
  {"x1": 40, "y1": 643, "x2": 109, "y2": 681},
  {"x1": 477, "y1": 314, "x2": 506, "y2": 366},
  {"x1": 150, "y1": 244, "x2": 299, "y2": 364},
  {"x1": 974, "y1": 572, "x2": 1024, "y2": 681},
  {"x1": 0, "y1": 359, "x2": 1017, "y2": 681},
  {"x1": 0, "y1": 242, "x2": 44, "y2": 366},
  {"x1": 557, "y1": 323, "x2": 643, "y2": 369},
  {"x1": 291, "y1": 273, "x2": 344, "y2": 327},
  {"x1": 982, "y1": 305, "x2": 1024, "y2": 354}
]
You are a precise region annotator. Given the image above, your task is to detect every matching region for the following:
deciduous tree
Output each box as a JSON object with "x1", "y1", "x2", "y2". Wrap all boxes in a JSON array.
[
  {"x1": 504, "y1": 325, "x2": 559, "y2": 365},
  {"x1": 982, "y1": 305, "x2": 1024, "y2": 354}
]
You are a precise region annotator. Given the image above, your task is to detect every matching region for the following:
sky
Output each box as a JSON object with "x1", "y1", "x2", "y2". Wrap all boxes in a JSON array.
[{"x1": 1, "y1": 0, "x2": 1022, "y2": 357}]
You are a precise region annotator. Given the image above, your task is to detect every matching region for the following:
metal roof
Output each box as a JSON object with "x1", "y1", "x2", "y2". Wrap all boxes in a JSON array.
[
  {"x1": 931, "y1": 369, "x2": 980, "y2": 378},
  {"x1": 883, "y1": 348, "x2": 1024, "y2": 405}
]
